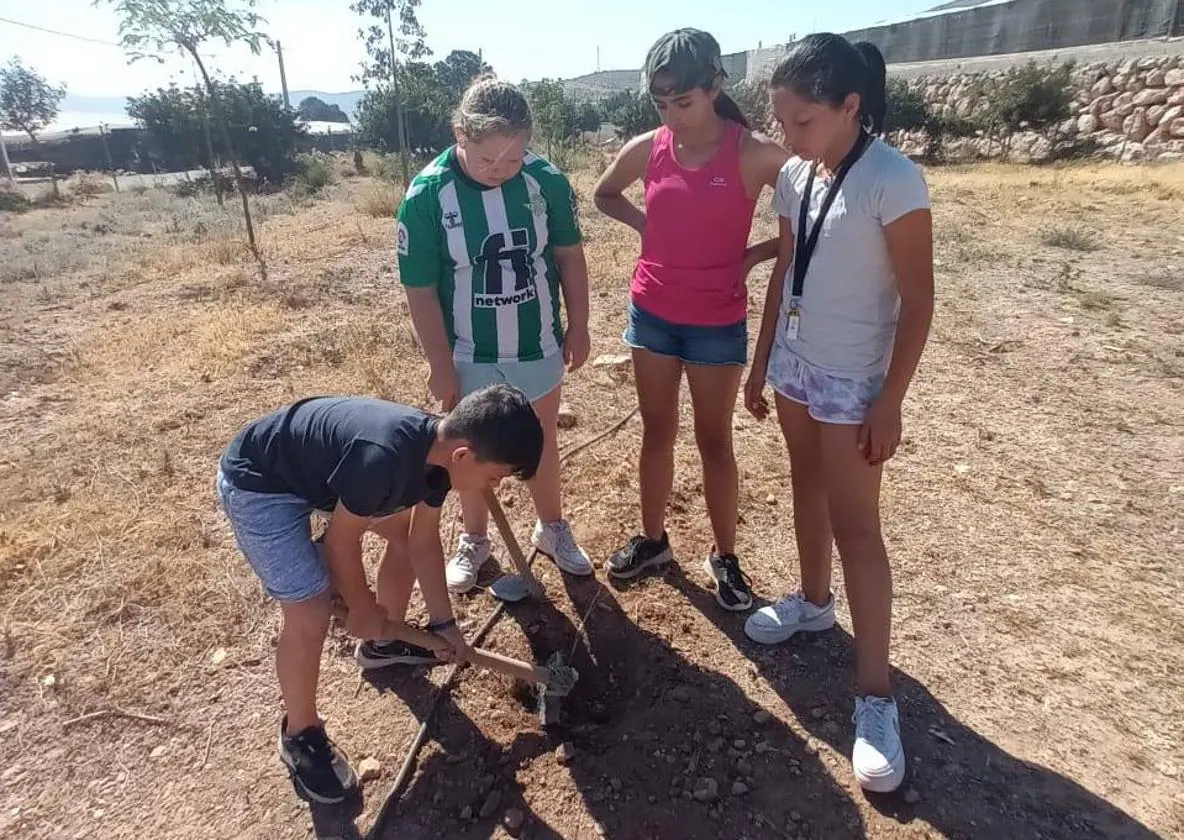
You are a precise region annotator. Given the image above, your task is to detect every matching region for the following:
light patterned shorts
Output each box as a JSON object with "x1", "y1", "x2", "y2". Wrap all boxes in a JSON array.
[{"x1": 768, "y1": 341, "x2": 885, "y2": 426}]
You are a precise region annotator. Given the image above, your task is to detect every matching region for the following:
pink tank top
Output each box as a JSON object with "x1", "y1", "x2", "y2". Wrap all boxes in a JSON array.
[{"x1": 631, "y1": 121, "x2": 758, "y2": 327}]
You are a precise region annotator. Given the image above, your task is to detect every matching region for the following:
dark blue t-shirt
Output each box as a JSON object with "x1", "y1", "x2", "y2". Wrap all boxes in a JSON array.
[{"x1": 219, "y1": 397, "x2": 451, "y2": 517}]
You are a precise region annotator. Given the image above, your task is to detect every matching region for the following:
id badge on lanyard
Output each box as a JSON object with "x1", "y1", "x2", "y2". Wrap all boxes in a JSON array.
[{"x1": 786, "y1": 131, "x2": 872, "y2": 340}]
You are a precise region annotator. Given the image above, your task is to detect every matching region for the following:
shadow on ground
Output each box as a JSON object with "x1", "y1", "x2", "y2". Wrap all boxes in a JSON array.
[{"x1": 660, "y1": 561, "x2": 1162, "y2": 840}]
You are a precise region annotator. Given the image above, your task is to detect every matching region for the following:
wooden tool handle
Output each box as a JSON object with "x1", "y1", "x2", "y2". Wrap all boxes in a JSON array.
[
  {"x1": 482, "y1": 488, "x2": 543, "y2": 595},
  {"x1": 390, "y1": 622, "x2": 547, "y2": 685}
]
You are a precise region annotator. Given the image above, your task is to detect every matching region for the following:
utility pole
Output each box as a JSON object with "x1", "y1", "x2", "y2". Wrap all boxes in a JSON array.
[
  {"x1": 386, "y1": 5, "x2": 411, "y2": 185},
  {"x1": 98, "y1": 124, "x2": 120, "y2": 192},
  {"x1": 276, "y1": 40, "x2": 291, "y2": 108},
  {"x1": 0, "y1": 132, "x2": 14, "y2": 187}
]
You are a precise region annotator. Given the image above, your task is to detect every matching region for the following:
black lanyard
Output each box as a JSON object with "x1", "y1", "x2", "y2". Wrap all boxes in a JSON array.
[{"x1": 791, "y1": 131, "x2": 873, "y2": 300}]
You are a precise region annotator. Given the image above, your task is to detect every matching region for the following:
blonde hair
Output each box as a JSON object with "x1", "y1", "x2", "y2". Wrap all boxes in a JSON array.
[{"x1": 452, "y1": 77, "x2": 533, "y2": 142}]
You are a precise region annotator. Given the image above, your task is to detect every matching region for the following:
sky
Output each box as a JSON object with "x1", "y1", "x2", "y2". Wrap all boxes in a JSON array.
[{"x1": 1, "y1": 0, "x2": 941, "y2": 99}]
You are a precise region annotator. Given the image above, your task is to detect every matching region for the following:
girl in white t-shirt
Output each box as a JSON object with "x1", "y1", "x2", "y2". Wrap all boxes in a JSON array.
[{"x1": 744, "y1": 34, "x2": 934, "y2": 795}]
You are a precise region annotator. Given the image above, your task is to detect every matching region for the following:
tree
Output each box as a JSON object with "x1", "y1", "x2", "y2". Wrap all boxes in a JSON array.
[
  {"x1": 355, "y1": 51, "x2": 495, "y2": 157},
  {"x1": 601, "y1": 90, "x2": 660, "y2": 139},
  {"x1": 435, "y1": 49, "x2": 490, "y2": 96},
  {"x1": 351, "y1": 0, "x2": 430, "y2": 185},
  {"x1": 297, "y1": 96, "x2": 350, "y2": 123},
  {"x1": 530, "y1": 79, "x2": 579, "y2": 150},
  {"x1": 129, "y1": 80, "x2": 303, "y2": 181},
  {"x1": 576, "y1": 102, "x2": 602, "y2": 135},
  {"x1": 103, "y1": 0, "x2": 271, "y2": 261},
  {"x1": 0, "y1": 58, "x2": 66, "y2": 143}
]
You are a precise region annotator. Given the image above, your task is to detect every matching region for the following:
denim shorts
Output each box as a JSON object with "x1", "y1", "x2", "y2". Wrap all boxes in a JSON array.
[
  {"x1": 768, "y1": 341, "x2": 885, "y2": 426},
  {"x1": 623, "y1": 302, "x2": 747, "y2": 366},
  {"x1": 455, "y1": 353, "x2": 565, "y2": 402},
  {"x1": 216, "y1": 470, "x2": 329, "y2": 603}
]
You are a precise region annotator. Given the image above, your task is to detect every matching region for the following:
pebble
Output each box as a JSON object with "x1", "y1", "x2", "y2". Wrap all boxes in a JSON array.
[
  {"x1": 789, "y1": 811, "x2": 802, "y2": 822},
  {"x1": 903, "y1": 787, "x2": 922, "y2": 804},
  {"x1": 592, "y1": 354, "x2": 631, "y2": 369},
  {"x1": 210, "y1": 648, "x2": 228, "y2": 666},
  {"x1": 732, "y1": 781, "x2": 750, "y2": 796},
  {"x1": 736, "y1": 759, "x2": 753, "y2": 776},
  {"x1": 556, "y1": 404, "x2": 578, "y2": 430},
  {"x1": 460, "y1": 805, "x2": 474, "y2": 820},
  {"x1": 357, "y1": 757, "x2": 382, "y2": 783},
  {"x1": 753, "y1": 710, "x2": 772, "y2": 725},
  {"x1": 504, "y1": 808, "x2": 525, "y2": 831},
  {"x1": 557, "y1": 742, "x2": 575, "y2": 764},
  {"x1": 733, "y1": 739, "x2": 746, "y2": 750},
  {"x1": 707, "y1": 737, "x2": 724, "y2": 753},
  {"x1": 766, "y1": 494, "x2": 778, "y2": 505},
  {"x1": 692, "y1": 777, "x2": 719, "y2": 803},
  {"x1": 755, "y1": 742, "x2": 774, "y2": 754},
  {"x1": 810, "y1": 707, "x2": 825, "y2": 720},
  {"x1": 149, "y1": 745, "x2": 167, "y2": 759},
  {"x1": 670, "y1": 686, "x2": 694, "y2": 703},
  {"x1": 479, "y1": 790, "x2": 502, "y2": 819}
]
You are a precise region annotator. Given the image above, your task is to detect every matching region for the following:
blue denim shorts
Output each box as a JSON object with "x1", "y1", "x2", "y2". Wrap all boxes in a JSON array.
[
  {"x1": 216, "y1": 470, "x2": 329, "y2": 603},
  {"x1": 768, "y1": 341, "x2": 885, "y2": 426},
  {"x1": 455, "y1": 353, "x2": 565, "y2": 402},
  {"x1": 623, "y1": 301, "x2": 747, "y2": 366}
]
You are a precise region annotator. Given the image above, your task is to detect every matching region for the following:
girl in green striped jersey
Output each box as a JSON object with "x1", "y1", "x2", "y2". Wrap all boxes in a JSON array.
[{"x1": 398, "y1": 78, "x2": 595, "y2": 591}]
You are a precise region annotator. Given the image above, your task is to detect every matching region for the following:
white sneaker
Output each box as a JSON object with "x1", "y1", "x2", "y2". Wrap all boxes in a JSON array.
[
  {"x1": 532, "y1": 519, "x2": 593, "y2": 576},
  {"x1": 852, "y1": 696, "x2": 906, "y2": 793},
  {"x1": 743, "y1": 591, "x2": 835, "y2": 645},
  {"x1": 445, "y1": 533, "x2": 491, "y2": 594}
]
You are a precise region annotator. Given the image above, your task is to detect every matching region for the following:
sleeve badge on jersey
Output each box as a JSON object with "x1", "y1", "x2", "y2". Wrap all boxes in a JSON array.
[{"x1": 397, "y1": 221, "x2": 410, "y2": 256}]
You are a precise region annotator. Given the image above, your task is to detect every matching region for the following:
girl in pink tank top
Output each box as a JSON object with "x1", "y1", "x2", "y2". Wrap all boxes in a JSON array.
[{"x1": 594, "y1": 28, "x2": 787, "y2": 609}]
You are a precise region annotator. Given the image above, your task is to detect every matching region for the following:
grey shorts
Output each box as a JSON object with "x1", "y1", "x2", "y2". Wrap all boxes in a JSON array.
[
  {"x1": 216, "y1": 470, "x2": 329, "y2": 603},
  {"x1": 455, "y1": 353, "x2": 564, "y2": 402},
  {"x1": 768, "y1": 342, "x2": 885, "y2": 426}
]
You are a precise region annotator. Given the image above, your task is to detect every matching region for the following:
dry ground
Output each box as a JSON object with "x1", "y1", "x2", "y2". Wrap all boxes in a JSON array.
[{"x1": 0, "y1": 158, "x2": 1181, "y2": 840}]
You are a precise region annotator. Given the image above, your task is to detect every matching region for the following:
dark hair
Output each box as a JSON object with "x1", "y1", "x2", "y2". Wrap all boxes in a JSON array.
[
  {"x1": 643, "y1": 28, "x2": 751, "y2": 129},
  {"x1": 769, "y1": 33, "x2": 888, "y2": 136},
  {"x1": 442, "y1": 384, "x2": 543, "y2": 480}
]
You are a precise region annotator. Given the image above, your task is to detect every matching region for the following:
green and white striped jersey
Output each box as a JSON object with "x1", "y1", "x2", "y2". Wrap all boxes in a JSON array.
[{"x1": 396, "y1": 147, "x2": 582, "y2": 364}]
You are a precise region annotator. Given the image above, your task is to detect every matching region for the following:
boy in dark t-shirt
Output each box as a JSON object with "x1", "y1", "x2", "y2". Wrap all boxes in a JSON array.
[{"x1": 216, "y1": 385, "x2": 542, "y2": 805}]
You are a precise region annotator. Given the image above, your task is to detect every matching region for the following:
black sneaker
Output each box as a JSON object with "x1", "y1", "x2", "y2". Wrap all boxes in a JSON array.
[
  {"x1": 355, "y1": 639, "x2": 440, "y2": 670},
  {"x1": 704, "y1": 550, "x2": 754, "y2": 612},
  {"x1": 607, "y1": 532, "x2": 673, "y2": 580},
  {"x1": 277, "y1": 718, "x2": 358, "y2": 804}
]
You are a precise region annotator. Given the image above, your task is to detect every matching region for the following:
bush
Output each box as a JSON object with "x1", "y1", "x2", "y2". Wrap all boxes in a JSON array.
[
  {"x1": 356, "y1": 184, "x2": 403, "y2": 218},
  {"x1": 0, "y1": 186, "x2": 29, "y2": 213},
  {"x1": 68, "y1": 172, "x2": 115, "y2": 197},
  {"x1": 983, "y1": 62, "x2": 1074, "y2": 155},
  {"x1": 885, "y1": 79, "x2": 930, "y2": 135},
  {"x1": 601, "y1": 90, "x2": 660, "y2": 139},
  {"x1": 1042, "y1": 226, "x2": 1100, "y2": 252},
  {"x1": 730, "y1": 81, "x2": 771, "y2": 132},
  {"x1": 293, "y1": 153, "x2": 334, "y2": 195}
]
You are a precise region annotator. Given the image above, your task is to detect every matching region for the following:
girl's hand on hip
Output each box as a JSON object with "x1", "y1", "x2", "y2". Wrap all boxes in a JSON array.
[{"x1": 859, "y1": 396, "x2": 902, "y2": 466}]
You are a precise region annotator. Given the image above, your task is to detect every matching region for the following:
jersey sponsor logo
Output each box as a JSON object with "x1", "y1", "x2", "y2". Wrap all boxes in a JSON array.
[
  {"x1": 474, "y1": 228, "x2": 536, "y2": 308},
  {"x1": 397, "y1": 221, "x2": 410, "y2": 256}
]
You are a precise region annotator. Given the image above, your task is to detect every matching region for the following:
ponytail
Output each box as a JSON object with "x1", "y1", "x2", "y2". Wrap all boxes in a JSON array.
[
  {"x1": 713, "y1": 92, "x2": 751, "y2": 129},
  {"x1": 853, "y1": 41, "x2": 887, "y2": 136}
]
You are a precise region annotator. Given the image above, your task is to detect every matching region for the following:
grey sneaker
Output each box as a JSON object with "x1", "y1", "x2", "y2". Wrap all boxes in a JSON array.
[
  {"x1": 533, "y1": 519, "x2": 594, "y2": 576},
  {"x1": 852, "y1": 696, "x2": 906, "y2": 793},
  {"x1": 744, "y1": 591, "x2": 836, "y2": 645},
  {"x1": 445, "y1": 533, "x2": 491, "y2": 594}
]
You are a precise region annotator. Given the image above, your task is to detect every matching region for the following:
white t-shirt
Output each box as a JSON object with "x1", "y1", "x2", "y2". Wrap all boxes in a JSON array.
[{"x1": 772, "y1": 139, "x2": 930, "y2": 379}]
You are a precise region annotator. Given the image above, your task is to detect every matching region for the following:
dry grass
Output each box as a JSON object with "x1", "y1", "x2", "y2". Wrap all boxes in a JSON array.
[
  {"x1": 355, "y1": 182, "x2": 403, "y2": 218},
  {"x1": 0, "y1": 161, "x2": 1182, "y2": 840}
]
